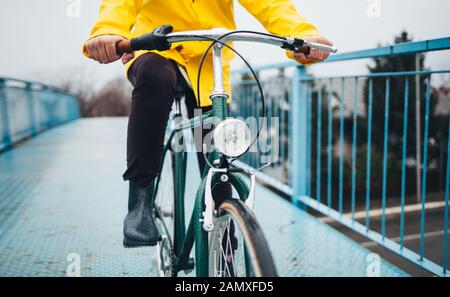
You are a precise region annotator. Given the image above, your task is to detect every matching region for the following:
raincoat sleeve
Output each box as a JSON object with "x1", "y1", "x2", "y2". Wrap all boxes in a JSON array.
[
  {"x1": 83, "y1": 0, "x2": 141, "y2": 57},
  {"x1": 238, "y1": 0, "x2": 320, "y2": 59}
]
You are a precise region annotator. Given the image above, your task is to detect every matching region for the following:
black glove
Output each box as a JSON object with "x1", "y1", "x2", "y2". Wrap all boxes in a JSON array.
[{"x1": 130, "y1": 25, "x2": 174, "y2": 51}]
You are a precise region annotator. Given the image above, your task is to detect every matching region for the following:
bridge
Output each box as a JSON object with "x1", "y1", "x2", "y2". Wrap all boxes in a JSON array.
[{"x1": 1, "y1": 37, "x2": 449, "y2": 277}]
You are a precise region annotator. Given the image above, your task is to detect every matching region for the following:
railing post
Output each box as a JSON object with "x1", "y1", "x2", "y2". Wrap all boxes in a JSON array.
[
  {"x1": 0, "y1": 79, "x2": 12, "y2": 150},
  {"x1": 26, "y1": 83, "x2": 38, "y2": 137},
  {"x1": 291, "y1": 65, "x2": 310, "y2": 206},
  {"x1": 70, "y1": 95, "x2": 81, "y2": 120}
]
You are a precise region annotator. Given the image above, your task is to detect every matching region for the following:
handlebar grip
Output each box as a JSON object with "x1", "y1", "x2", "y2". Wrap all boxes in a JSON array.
[
  {"x1": 115, "y1": 25, "x2": 173, "y2": 56},
  {"x1": 304, "y1": 41, "x2": 338, "y2": 53}
]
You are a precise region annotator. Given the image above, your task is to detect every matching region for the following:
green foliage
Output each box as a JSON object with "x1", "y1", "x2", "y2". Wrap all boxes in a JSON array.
[
  {"x1": 309, "y1": 31, "x2": 447, "y2": 201},
  {"x1": 362, "y1": 31, "x2": 439, "y2": 160}
]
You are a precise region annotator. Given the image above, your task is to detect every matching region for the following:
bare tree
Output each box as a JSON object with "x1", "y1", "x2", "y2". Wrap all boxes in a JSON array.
[
  {"x1": 39, "y1": 66, "x2": 132, "y2": 117},
  {"x1": 83, "y1": 77, "x2": 131, "y2": 117}
]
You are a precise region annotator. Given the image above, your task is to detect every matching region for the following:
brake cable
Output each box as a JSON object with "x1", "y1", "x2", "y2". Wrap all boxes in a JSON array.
[{"x1": 194, "y1": 31, "x2": 290, "y2": 169}]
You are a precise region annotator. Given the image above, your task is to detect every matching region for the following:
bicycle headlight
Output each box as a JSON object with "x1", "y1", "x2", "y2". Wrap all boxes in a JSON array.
[{"x1": 213, "y1": 119, "x2": 251, "y2": 158}]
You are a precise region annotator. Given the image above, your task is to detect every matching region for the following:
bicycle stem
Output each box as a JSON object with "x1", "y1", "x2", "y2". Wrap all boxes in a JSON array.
[
  {"x1": 210, "y1": 43, "x2": 229, "y2": 122},
  {"x1": 211, "y1": 44, "x2": 227, "y2": 101}
]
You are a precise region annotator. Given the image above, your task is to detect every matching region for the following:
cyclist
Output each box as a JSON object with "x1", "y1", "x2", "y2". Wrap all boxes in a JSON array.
[{"x1": 83, "y1": 0, "x2": 334, "y2": 248}]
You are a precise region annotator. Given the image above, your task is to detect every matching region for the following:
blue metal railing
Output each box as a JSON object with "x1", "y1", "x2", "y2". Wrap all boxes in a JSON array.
[
  {"x1": 0, "y1": 77, "x2": 80, "y2": 152},
  {"x1": 232, "y1": 37, "x2": 450, "y2": 276}
]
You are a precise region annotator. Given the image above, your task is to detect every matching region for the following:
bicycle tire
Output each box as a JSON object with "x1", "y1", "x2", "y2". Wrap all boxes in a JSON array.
[
  {"x1": 208, "y1": 198, "x2": 278, "y2": 277},
  {"x1": 154, "y1": 149, "x2": 177, "y2": 277}
]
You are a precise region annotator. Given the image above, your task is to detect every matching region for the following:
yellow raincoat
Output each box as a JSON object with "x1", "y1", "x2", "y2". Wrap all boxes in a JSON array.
[{"x1": 83, "y1": 0, "x2": 319, "y2": 106}]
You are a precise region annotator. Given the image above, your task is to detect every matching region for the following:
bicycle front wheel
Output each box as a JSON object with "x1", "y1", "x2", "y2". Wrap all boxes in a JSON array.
[{"x1": 208, "y1": 199, "x2": 277, "y2": 277}]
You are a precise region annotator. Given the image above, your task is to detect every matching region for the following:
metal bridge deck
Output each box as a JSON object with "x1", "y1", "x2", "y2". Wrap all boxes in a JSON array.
[{"x1": 0, "y1": 118, "x2": 407, "y2": 276}]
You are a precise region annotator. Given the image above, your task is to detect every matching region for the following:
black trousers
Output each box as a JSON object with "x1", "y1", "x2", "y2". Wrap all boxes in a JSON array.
[{"x1": 123, "y1": 53, "x2": 212, "y2": 187}]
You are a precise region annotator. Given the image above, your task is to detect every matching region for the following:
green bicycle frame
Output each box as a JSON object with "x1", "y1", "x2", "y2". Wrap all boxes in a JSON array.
[{"x1": 153, "y1": 43, "x2": 252, "y2": 276}]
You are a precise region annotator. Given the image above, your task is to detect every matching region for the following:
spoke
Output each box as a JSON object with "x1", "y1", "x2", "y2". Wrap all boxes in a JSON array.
[
  {"x1": 225, "y1": 218, "x2": 231, "y2": 258},
  {"x1": 220, "y1": 240, "x2": 232, "y2": 276},
  {"x1": 213, "y1": 249, "x2": 218, "y2": 276},
  {"x1": 218, "y1": 227, "x2": 223, "y2": 276},
  {"x1": 225, "y1": 218, "x2": 238, "y2": 276},
  {"x1": 219, "y1": 219, "x2": 233, "y2": 277},
  {"x1": 213, "y1": 213, "x2": 252, "y2": 277},
  {"x1": 226, "y1": 222, "x2": 237, "y2": 275}
]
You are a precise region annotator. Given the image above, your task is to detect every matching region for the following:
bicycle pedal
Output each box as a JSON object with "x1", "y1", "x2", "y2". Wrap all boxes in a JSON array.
[{"x1": 183, "y1": 258, "x2": 195, "y2": 274}]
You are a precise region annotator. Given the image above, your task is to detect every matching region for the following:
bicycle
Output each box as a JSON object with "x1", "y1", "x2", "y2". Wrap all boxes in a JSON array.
[{"x1": 116, "y1": 26, "x2": 337, "y2": 277}]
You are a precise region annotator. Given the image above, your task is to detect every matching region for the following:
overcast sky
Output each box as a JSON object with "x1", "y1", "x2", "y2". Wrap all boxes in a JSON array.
[{"x1": 0, "y1": 0, "x2": 449, "y2": 88}]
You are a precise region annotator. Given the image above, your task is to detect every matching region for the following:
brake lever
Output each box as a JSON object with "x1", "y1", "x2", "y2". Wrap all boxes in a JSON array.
[
  {"x1": 282, "y1": 38, "x2": 310, "y2": 55},
  {"x1": 282, "y1": 37, "x2": 338, "y2": 55}
]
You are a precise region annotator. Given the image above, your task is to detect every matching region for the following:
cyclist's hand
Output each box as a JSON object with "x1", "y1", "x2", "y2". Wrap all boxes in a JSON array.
[
  {"x1": 85, "y1": 35, "x2": 125, "y2": 64},
  {"x1": 293, "y1": 35, "x2": 334, "y2": 64},
  {"x1": 122, "y1": 52, "x2": 135, "y2": 64}
]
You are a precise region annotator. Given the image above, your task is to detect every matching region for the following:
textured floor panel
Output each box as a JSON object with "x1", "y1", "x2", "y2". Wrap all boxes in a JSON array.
[
  {"x1": 254, "y1": 187, "x2": 407, "y2": 276},
  {"x1": 0, "y1": 118, "x2": 407, "y2": 277}
]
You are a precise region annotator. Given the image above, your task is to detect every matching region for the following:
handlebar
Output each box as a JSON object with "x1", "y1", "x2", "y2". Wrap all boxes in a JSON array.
[{"x1": 116, "y1": 26, "x2": 337, "y2": 56}]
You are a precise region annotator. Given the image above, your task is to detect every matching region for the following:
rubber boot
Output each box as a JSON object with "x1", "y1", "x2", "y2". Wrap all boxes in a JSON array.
[{"x1": 123, "y1": 180, "x2": 161, "y2": 248}]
